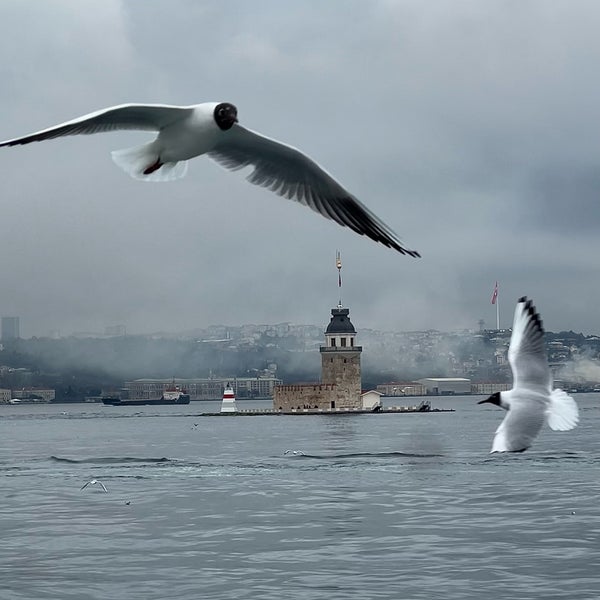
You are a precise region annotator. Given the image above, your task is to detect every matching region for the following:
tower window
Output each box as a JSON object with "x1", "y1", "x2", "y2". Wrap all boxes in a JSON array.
[
  {"x1": 350, "y1": 338, "x2": 354, "y2": 347},
  {"x1": 331, "y1": 337, "x2": 336, "y2": 347},
  {"x1": 341, "y1": 337, "x2": 347, "y2": 347}
]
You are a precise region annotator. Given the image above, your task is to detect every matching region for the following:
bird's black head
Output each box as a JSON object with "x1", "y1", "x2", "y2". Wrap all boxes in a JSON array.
[
  {"x1": 477, "y1": 391, "x2": 501, "y2": 406},
  {"x1": 214, "y1": 103, "x2": 238, "y2": 130}
]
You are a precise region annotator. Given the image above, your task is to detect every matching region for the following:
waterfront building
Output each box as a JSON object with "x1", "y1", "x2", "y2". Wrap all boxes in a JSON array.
[
  {"x1": 376, "y1": 382, "x2": 427, "y2": 397},
  {"x1": 470, "y1": 382, "x2": 511, "y2": 395},
  {"x1": 124, "y1": 376, "x2": 282, "y2": 401},
  {"x1": 378, "y1": 380, "x2": 510, "y2": 397},
  {"x1": 1, "y1": 316, "x2": 19, "y2": 341},
  {"x1": 417, "y1": 377, "x2": 471, "y2": 395}
]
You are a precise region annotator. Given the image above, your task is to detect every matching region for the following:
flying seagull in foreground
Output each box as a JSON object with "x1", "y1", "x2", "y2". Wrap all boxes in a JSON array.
[
  {"x1": 478, "y1": 297, "x2": 579, "y2": 453},
  {"x1": 80, "y1": 479, "x2": 108, "y2": 492},
  {"x1": 0, "y1": 102, "x2": 419, "y2": 256}
]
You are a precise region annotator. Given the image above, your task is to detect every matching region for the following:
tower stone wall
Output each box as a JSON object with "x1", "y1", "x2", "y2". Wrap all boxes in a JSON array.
[
  {"x1": 273, "y1": 305, "x2": 363, "y2": 411},
  {"x1": 320, "y1": 349, "x2": 362, "y2": 407},
  {"x1": 319, "y1": 306, "x2": 362, "y2": 408}
]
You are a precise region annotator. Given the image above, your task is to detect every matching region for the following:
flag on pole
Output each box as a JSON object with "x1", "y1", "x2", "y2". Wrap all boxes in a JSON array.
[{"x1": 491, "y1": 281, "x2": 498, "y2": 305}]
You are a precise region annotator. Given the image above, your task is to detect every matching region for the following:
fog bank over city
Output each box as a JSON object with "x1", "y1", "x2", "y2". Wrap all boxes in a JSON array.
[{"x1": 3, "y1": 320, "x2": 600, "y2": 399}]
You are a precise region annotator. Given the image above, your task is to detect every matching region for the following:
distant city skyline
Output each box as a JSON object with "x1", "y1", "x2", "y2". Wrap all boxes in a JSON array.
[{"x1": 5, "y1": 312, "x2": 600, "y2": 342}]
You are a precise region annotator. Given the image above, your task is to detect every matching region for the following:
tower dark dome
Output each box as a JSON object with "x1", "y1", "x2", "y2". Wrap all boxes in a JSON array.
[{"x1": 325, "y1": 307, "x2": 356, "y2": 335}]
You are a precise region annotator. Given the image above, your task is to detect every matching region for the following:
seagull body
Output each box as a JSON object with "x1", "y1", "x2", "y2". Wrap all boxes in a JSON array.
[
  {"x1": 80, "y1": 479, "x2": 108, "y2": 492},
  {"x1": 0, "y1": 102, "x2": 419, "y2": 256},
  {"x1": 478, "y1": 297, "x2": 578, "y2": 453}
]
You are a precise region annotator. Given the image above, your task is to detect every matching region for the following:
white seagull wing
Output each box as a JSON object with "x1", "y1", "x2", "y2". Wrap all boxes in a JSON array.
[
  {"x1": 491, "y1": 397, "x2": 546, "y2": 452},
  {"x1": 208, "y1": 124, "x2": 420, "y2": 256},
  {"x1": 0, "y1": 104, "x2": 195, "y2": 146},
  {"x1": 546, "y1": 389, "x2": 579, "y2": 431},
  {"x1": 98, "y1": 481, "x2": 108, "y2": 492},
  {"x1": 80, "y1": 481, "x2": 91, "y2": 490},
  {"x1": 507, "y1": 297, "x2": 551, "y2": 392}
]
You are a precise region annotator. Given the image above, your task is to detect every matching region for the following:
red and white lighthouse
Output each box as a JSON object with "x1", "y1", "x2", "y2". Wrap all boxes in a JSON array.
[{"x1": 220, "y1": 383, "x2": 237, "y2": 413}]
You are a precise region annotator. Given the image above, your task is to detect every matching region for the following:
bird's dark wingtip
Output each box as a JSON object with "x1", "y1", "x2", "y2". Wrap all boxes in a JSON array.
[
  {"x1": 1, "y1": 139, "x2": 30, "y2": 147},
  {"x1": 517, "y1": 296, "x2": 544, "y2": 333},
  {"x1": 392, "y1": 243, "x2": 421, "y2": 258}
]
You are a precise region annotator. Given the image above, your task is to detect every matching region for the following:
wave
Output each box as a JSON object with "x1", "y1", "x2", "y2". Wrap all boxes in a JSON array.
[
  {"x1": 284, "y1": 451, "x2": 443, "y2": 459},
  {"x1": 50, "y1": 456, "x2": 176, "y2": 464}
]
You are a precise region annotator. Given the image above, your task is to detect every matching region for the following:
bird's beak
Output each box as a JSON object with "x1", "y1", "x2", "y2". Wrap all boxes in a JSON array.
[{"x1": 477, "y1": 398, "x2": 491, "y2": 404}]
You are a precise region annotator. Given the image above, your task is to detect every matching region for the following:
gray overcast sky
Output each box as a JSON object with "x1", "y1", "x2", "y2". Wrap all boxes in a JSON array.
[{"x1": 2, "y1": 0, "x2": 600, "y2": 337}]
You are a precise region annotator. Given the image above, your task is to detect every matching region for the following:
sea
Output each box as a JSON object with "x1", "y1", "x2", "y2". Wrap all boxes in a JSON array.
[{"x1": 1, "y1": 394, "x2": 599, "y2": 600}]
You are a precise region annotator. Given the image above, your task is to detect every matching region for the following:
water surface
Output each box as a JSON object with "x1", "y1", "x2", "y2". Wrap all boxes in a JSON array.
[{"x1": 1, "y1": 395, "x2": 599, "y2": 599}]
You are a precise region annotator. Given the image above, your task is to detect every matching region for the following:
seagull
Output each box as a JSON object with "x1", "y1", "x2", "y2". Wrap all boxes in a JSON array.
[
  {"x1": 80, "y1": 479, "x2": 108, "y2": 492},
  {"x1": 478, "y1": 297, "x2": 579, "y2": 453},
  {"x1": 284, "y1": 450, "x2": 305, "y2": 455},
  {"x1": 0, "y1": 102, "x2": 419, "y2": 256}
]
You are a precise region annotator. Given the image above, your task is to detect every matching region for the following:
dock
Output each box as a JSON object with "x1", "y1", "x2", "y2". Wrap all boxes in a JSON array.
[{"x1": 194, "y1": 404, "x2": 454, "y2": 417}]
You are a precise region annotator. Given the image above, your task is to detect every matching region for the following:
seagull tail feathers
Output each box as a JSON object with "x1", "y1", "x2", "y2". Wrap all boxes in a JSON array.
[
  {"x1": 547, "y1": 388, "x2": 579, "y2": 431},
  {"x1": 111, "y1": 143, "x2": 188, "y2": 182}
]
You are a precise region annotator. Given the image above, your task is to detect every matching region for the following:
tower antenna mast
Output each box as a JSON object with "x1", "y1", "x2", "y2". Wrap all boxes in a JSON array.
[{"x1": 336, "y1": 250, "x2": 343, "y2": 308}]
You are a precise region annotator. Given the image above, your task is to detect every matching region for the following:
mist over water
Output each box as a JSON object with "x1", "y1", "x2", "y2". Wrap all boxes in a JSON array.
[{"x1": 1, "y1": 395, "x2": 599, "y2": 599}]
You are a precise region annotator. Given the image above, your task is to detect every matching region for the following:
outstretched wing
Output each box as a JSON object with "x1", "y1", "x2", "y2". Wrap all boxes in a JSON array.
[
  {"x1": 508, "y1": 297, "x2": 551, "y2": 392},
  {"x1": 0, "y1": 104, "x2": 194, "y2": 146},
  {"x1": 208, "y1": 125, "x2": 420, "y2": 256},
  {"x1": 491, "y1": 398, "x2": 546, "y2": 452}
]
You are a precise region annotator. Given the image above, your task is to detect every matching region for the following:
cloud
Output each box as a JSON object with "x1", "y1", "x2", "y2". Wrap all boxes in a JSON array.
[{"x1": 1, "y1": 1, "x2": 600, "y2": 337}]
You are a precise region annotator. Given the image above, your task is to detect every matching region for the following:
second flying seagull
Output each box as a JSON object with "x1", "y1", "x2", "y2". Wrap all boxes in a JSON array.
[{"x1": 478, "y1": 296, "x2": 579, "y2": 453}]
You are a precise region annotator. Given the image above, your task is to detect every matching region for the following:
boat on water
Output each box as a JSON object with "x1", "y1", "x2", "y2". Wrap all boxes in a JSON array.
[
  {"x1": 102, "y1": 382, "x2": 190, "y2": 406},
  {"x1": 8, "y1": 398, "x2": 50, "y2": 404}
]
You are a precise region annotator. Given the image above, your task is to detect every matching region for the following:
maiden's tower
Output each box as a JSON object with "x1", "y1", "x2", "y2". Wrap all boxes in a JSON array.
[{"x1": 273, "y1": 253, "x2": 368, "y2": 412}]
